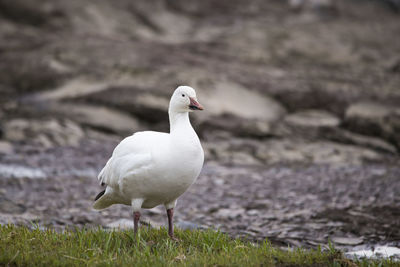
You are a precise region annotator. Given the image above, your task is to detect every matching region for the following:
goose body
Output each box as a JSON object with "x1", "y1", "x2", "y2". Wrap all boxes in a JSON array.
[{"x1": 93, "y1": 86, "x2": 204, "y2": 239}]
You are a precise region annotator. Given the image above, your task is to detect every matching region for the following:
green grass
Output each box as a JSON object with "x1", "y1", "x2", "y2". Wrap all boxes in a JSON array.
[{"x1": 0, "y1": 224, "x2": 396, "y2": 266}]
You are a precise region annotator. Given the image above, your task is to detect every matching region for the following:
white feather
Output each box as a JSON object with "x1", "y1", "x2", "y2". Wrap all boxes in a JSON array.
[{"x1": 93, "y1": 86, "x2": 204, "y2": 212}]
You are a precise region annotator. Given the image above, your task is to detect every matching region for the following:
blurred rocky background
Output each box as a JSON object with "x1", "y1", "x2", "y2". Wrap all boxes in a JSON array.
[{"x1": 0, "y1": 0, "x2": 399, "y2": 250}]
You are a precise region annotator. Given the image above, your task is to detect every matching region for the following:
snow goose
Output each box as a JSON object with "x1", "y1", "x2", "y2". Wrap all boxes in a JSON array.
[{"x1": 93, "y1": 86, "x2": 204, "y2": 240}]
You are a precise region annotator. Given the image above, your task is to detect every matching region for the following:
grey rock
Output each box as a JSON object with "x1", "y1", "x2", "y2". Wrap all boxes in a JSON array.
[
  {"x1": 246, "y1": 199, "x2": 272, "y2": 210},
  {"x1": 277, "y1": 109, "x2": 397, "y2": 153},
  {"x1": 282, "y1": 109, "x2": 341, "y2": 139},
  {"x1": 246, "y1": 209, "x2": 260, "y2": 216},
  {"x1": 325, "y1": 128, "x2": 397, "y2": 154},
  {"x1": 289, "y1": 0, "x2": 336, "y2": 10},
  {"x1": 284, "y1": 109, "x2": 340, "y2": 128},
  {"x1": 346, "y1": 246, "x2": 400, "y2": 260},
  {"x1": 346, "y1": 102, "x2": 393, "y2": 122},
  {"x1": 192, "y1": 80, "x2": 286, "y2": 138},
  {"x1": 288, "y1": 0, "x2": 339, "y2": 21},
  {"x1": 204, "y1": 139, "x2": 262, "y2": 166},
  {"x1": 106, "y1": 219, "x2": 133, "y2": 229},
  {"x1": 4, "y1": 118, "x2": 84, "y2": 148},
  {"x1": 0, "y1": 163, "x2": 46, "y2": 179},
  {"x1": 215, "y1": 208, "x2": 245, "y2": 219},
  {"x1": 0, "y1": 55, "x2": 65, "y2": 95},
  {"x1": 48, "y1": 103, "x2": 140, "y2": 135},
  {"x1": 256, "y1": 139, "x2": 383, "y2": 165},
  {"x1": 175, "y1": 220, "x2": 202, "y2": 230},
  {"x1": 34, "y1": 78, "x2": 111, "y2": 101},
  {"x1": 200, "y1": 114, "x2": 272, "y2": 138},
  {"x1": 0, "y1": 141, "x2": 13, "y2": 154},
  {"x1": 198, "y1": 81, "x2": 286, "y2": 123},
  {"x1": 78, "y1": 87, "x2": 170, "y2": 124},
  {"x1": 0, "y1": 196, "x2": 26, "y2": 214},
  {"x1": 106, "y1": 218, "x2": 164, "y2": 229},
  {"x1": 332, "y1": 237, "x2": 364, "y2": 246},
  {"x1": 345, "y1": 102, "x2": 400, "y2": 150}
]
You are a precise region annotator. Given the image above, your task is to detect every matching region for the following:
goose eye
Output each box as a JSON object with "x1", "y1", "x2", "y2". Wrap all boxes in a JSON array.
[{"x1": 181, "y1": 94, "x2": 185, "y2": 97}]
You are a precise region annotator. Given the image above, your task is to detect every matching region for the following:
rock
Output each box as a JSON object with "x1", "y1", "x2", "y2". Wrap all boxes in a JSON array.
[
  {"x1": 35, "y1": 78, "x2": 110, "y2": 101},
  {"x1": 199, "y1": 114, "x2": 272, "y2": 138},
  {"x1": 0, "y1": 196, "x2": 27, "y2": 214},
  {"x1": 4, "y1": 118, "x2": 84, "y2": 148},
  {"x1": 83, "y1": 80, "x2": 286, "y2": 134},
  {"x1": 324, "y1": 128, "x2": 397, "y2": 154},
  {"x1": 256, "y1": 140, "x2": 305, "y2": 164},
  {"x1": 194, "y1": 80, "x2": 285, "y2": 138},
  {"x1": 146, "y1": 206, "x2": 165, "y2": 215},
  {"x1": 332, "y1": 236, "x2": 363, "y2": 246},
  {"x1": 3, "y1": 119, "x2": 28, "y2": 141},
  {"x1": 199, "y1": 81, "x2": 286, "y2": 123},
  {"x1": 208, "y1": 137, "x2": 385, "y2": 166},
  {"x1": 283, "y1": 109, "x2": 340, "y2": 139},
  {"x1": 284, "y1": 109, "x2": 340, "y2": 128},
  {"x1": 345, "y1": 102, "x2": 400, "y2": 150},
  {"x1": 288, "y1": 0, "x2": 338, "y2": 18},
  {"x1": 346, "y1": 246, "x2": 400, "y2": 260},
  {"x1": 0, "y1": 55, "x2": 65, "y2": 95},
  {"x1": 205, "y1": 138, "x2": 263, "y2": 166},
  {"x1": 0, "y1": 163, "x2": 47, "y2": 179},
  {"x1": 256, "y1": 139, "x2": 383, "y2": 165},
  {"x1": 128, "y1": 1, "x2": 194, "y2": 44},
  {"x1": 346, "y1": 102, "x2": 393, "y2": 122},
  {"x1": 0, "y1": 121, "x2": 3, "y2": 138},
  {"x1": 133, "y1": 93, "x2": 170, "y2": 121},
  {"x1": 106, "y1": 218, "x2": 133, "y2": 229},
  {"x1": 276, "y1": 109, "x2": 397, "y2": 154},
  {"x1": 0, "y1": 141, "x2": 13, "y2": 154},
  {"x1": 289, "y1": 0, "x2": 305, "y2": 10},
  {"x1": 246, "y1": 200, "x2": 272, "y2": 210},
  {"x1": 0, "y1": 0, "x2": 62, "y2": 27},
  {"x1": 215, "y1": 208, "x2": 245, "y2": 219},
  {"x1": 175, "y1": 220, "x2": 202, "y2": 230},
  {"x1": 229, "y1": 151, "x2": 262, "y2": 166},
  {"x1": 47, "y1": 103, "x2": 140, "y2": 135},
  {"x1": 106, "y1": 218, "x2": 166, "y2": 229},
  {"x1": 246, "y1": 210, "x2": 260, "y2": 216},
  {"x1": 381, "y1": 0, "x2": 400, "y2": 12},
  {"x1": 77, "y1": 86, "x2": 170, "y2": 124}
]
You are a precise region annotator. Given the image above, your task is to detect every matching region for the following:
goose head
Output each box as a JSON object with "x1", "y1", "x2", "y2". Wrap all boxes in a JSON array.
[{"x1": 169, "y1": 86, "x2": 204, "y2": 113}]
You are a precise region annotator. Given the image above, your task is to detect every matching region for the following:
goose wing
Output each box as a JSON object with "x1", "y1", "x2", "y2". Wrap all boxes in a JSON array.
[{"x1": 97, "y1": 131, "x2": 168, "y2": 188}]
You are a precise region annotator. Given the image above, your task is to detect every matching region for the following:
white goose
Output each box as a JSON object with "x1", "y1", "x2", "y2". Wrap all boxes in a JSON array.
[{"x1": 93, "y1": 86, "x2": 204, "y2": 239}]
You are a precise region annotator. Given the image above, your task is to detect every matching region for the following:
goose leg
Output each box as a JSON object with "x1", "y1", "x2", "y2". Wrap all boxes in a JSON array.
[
  {"x1": 165, "y1": 200, "x2": 178, "y2": 241},
  {"x1": 131, "y1": 199, "x2": 144, "y2": 235},
  {"x1": 133, "y1": 211, "x2": 141, "y2": 234},
  {"x1": 167, "y1": 208, "x2": 177, "y2": 240}
]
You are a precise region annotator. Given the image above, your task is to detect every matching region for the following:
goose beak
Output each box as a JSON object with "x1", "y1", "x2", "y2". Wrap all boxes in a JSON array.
[{"x1": 189, "y1": 97, "x2": 204, "y2": 110}]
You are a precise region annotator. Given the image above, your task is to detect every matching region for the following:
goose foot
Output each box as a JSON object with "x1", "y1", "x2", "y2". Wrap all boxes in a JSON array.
[{"x1": 169, "y1": 235, "x2": 181, "y2": 242}]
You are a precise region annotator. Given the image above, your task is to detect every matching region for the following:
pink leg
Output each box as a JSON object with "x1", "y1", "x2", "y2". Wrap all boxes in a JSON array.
[{"x1": 133, "y1": 211, "x2": 141, "y2": 234}]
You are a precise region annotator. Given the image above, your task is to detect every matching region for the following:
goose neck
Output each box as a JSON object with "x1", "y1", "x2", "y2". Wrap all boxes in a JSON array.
[{"x1": 169, "y1": 111, "x2": 192, "y2": 134}]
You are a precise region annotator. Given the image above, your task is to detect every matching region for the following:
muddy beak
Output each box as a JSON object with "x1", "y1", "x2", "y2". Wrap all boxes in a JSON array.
[{"x1": 189, "y1": 97, "x2": 204, "y2": 110}]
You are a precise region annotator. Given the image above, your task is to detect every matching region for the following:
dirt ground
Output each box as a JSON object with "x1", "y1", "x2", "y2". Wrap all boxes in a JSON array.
[{"x1": 1, "y1": 138, "x2": 399, "y2": 250}]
